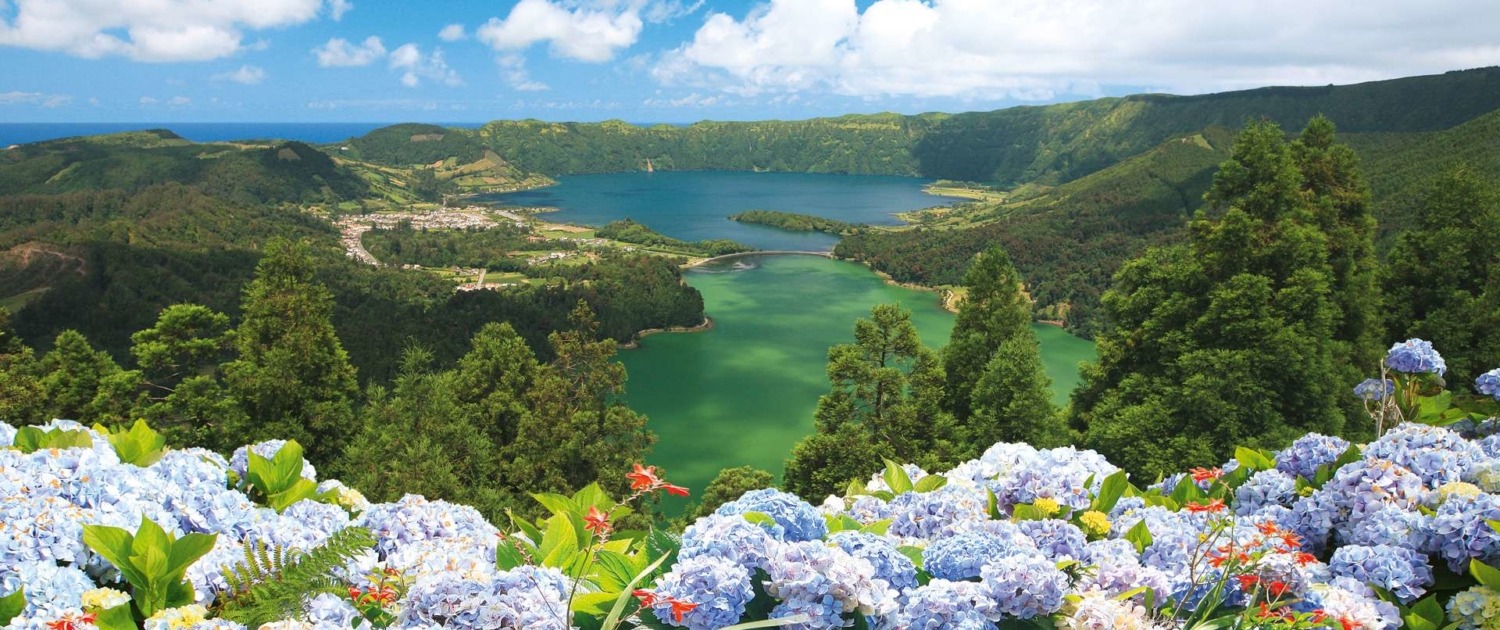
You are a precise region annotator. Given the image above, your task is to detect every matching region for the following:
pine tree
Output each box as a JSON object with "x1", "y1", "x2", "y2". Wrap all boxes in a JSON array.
[
  {"x1": 1384, "y1": 165, "x2": 1500, "y2": 388},
  {"x1": 39, "y1": 329, "x2": 137, "y2": 425},
  {"x1": 224, "y1": 239, "x2": 358, "y2": 466},
  {"x1": 942, "y1": 247, "x2": 1059, "y2": 454},
  {"x1": 451, "y1": 321, "x2": 537, "y2": 449},
  {"x1": 1071, "y1": 120, "x2": 1364, "y2": 479},
  {"x1": 129, "y1": 304, "x2": 243, "y2": 449},
  {"x1": 783, "y1": 304, "x2": 957, "y2": 500},
  {"x1": 0, "y1": 307, "x2": 45, "y2": 425}
]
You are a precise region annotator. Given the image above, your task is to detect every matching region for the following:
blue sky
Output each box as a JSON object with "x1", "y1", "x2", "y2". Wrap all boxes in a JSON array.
[{"x1": 2, "y1": 0, "x2": 1498, "y2": 123}]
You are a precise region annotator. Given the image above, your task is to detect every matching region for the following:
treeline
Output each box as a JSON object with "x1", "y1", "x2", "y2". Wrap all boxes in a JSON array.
[
  {"x1": 728, "y1": 210, "x2": 855, "y2": 233},
  {"x1": 0, "y1": 240, "x2": 659, "y2": 524},
  {"x1": 360, "y1": 222, "x2": 549, "y2": 271},
  {"x1": 595, "y1": 218, "x2": 755, "y2": 257}
]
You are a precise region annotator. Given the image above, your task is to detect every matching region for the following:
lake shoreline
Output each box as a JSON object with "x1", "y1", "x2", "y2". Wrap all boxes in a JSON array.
[{"x1": 617, "y1": 316, "x2": 715, "y2": 350}]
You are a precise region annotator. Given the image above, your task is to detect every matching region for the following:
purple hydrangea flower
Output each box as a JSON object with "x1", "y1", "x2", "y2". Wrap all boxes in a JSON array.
[
  {"x1": 1477, "y1": 368, "x2": 1500, "y2": 401},
  {"x1": 1016, "y1": 519, "x2": 1087, "y2": 561},
  {"x1": 900, "y1": 580, "x2": 998, "y2": 629},
  {"x1": 1328, "y1": 544, "x2": 1434, "y2": 603},
  {"x1": 1275, "y1": 433, "x2": 1352, "y2": 480},
  {"x1": 980, "y1": 554, "x2": 1068, "y2": 618},
  {"x1": 1354, "y1": 378, "x2": 1394, "y2": 401},
  {"x1": 1386, "y1": 339, "x2": 1447, "y2": 376}
]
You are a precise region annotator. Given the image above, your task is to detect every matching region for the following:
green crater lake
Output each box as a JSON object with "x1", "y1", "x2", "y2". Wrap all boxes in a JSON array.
[{"x1": 619, "y1": 255, "x2": 1097, "y2": 509}]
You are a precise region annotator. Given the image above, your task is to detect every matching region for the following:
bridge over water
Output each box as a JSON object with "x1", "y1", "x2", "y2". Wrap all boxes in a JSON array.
[{"x1": 688, "y1": 250, "x2": 833, "y2": 267}]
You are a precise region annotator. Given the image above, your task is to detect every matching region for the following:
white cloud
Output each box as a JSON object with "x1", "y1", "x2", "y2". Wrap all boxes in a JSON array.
[
  {"x1": 656, "y1": 0, "x2": 1500, "y2": 100},
  {"x1": 477, "y1": 0, "x2": 681, "y2": 63},
  {"x1": 329, "y1": 0, "x2": 352, "y2": 21},
  {"x1": 213, "y1": 64, "x2": 267, "y2": 85},
  {"x1": 0, "y1": 0, "x2": 327, "y2": 62},
  {"x1": 438, "y1": 23, "x2": 466, "y2": 42},
  {"x1": 389, "y1": 43, "x2": 462, "y2": 88},
  {"x1": 138, "y1": 96, "x2": 158, "y2": 104},
  {"x1": 644, "y1": 92, "x2": 727, "y2": 107},
  {"x1": 497, "y1": 54, "x2": 549, "y2": 91},
  {"x1": 168, "y1": 95, "x2": 191, "y2": 105},
  {"x1": 0, "y1": 91, "x2": 71, "y2": 107},
  {"x1": 313, "y1": 36, "x2": 385, "y2": 67}
]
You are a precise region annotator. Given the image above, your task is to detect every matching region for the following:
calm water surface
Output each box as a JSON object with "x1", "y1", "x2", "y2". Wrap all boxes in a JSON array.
[{"x1": 487, "y1": 171, "x2": 964, "y2": 251}]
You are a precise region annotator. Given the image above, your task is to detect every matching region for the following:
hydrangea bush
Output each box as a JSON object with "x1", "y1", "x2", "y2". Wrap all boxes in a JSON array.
[{"x1": 3, "y1": 340, "x2": 1500, "y2": 630}]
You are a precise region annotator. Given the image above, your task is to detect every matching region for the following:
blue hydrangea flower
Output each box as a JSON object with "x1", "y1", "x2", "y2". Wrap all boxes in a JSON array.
[
  {"x1": 1426, "y1": 492, "x2": 1500, "y2": 572},
  {"x1": 1016, "y1": 519, "x2": 1087, "y2": 561},
  {"x1": 1079, "y1": 540, "x2": 1172, "y2": 603},
  {"x1": 714, "y1": 488, "x2": 826, "y2": 542},
  {"x1": 651, "y1": 555, "x2": 753, "y2": 630},
  {"x1": 1364, "y1": 424, "x2": 1483, "y2": 487},
  {"x1": 885, "y1": 485, "x2": 988, "y2": 540},
  {"x1": 0, "y1": 421, "x2": 15, "y2": 447},
  {"x1": 1329, "y1": 544, "x2": 1434, "y2": 603},
  {"x1": 679, "y1": 513, "x2": 779, "y2": 571},
  {"x1": 1467, "y1": 459, "x2": 1500, "y2": 493},
  {"x1": 1354, "y1": 378, "x2": 1395, "y2": 401},
  {"x1": 830, "y1": 531, "x2": 917, "y2": 591},
  {"x1": 1447, "y1": 585, "x2": 1500, "y2": 630},
  {"x1": 1274, "y1": 433, "x2": 1352, "y2": 480},
  {"x1": 305, "y1": 592, "x2": 360, "y2": 627},
  {"x1": 922, "y1": 525, "x2": 1039, "y2": 581},
  {"x1": 398, "y1": 566, "x2": 571, "y2": 630},
  {"x1": 0, "y1": 561, "x2": 96, "y2": 621},
  {"x1": 844, "y1": 495, "x2": 893, "y2": 525},
  {"x1": 1478, "y1": 368, "x2": 1500, "y2": 401},
  {"x1": 1323, "y1": 459, "x2": 1428, "y2": 526},
  {"x1": 355, "y1": 494, "x2": 498, "y2": 557},
  {"x1": 989, "y1": 446, "x2": 1116, "y2": 513},
  {"x1": 1285, "y1": 492, "x2": 1337, "y2": 555},
  {"x1": 1386, "y1": 338, "x2": 1447, "y2": 375},
  {"x1": 1234, "y1": 469, "x2": 1298, "y2": 515},
  {"x1": 979, "y1": 554, "x2": 1067, "y2": 618},
  {"x1": 1341, "y1": 505, "x2": 1430, "y2": 550},
  {"x1": 764, "y1": 541, "x2": 898, "y2": 630},
  {"x1": 899, "y1": 580, "x2": 998, "y2": 630},
  {"x1": 1479, "y1": 436, "x2": 1500, "y2": 460}
]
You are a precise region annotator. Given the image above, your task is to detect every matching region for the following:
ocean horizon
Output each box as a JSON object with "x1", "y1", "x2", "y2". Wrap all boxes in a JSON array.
[{"x1": 0, "y1": 122, "x2": 488, "y2": 147}]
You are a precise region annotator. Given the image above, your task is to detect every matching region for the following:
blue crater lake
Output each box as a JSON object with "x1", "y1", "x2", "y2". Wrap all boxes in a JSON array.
[{"x1": 485, "y1": 171, "x2": 965, "y2": 251}]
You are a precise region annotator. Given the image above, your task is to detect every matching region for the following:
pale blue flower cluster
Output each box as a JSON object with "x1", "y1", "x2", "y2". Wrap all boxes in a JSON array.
[
  {"x1": 829, "y1": 531, "x2": 918, "y2": 591},
  {"x1": 679, "y1": 513, "x2": 779, "y2": 570},
  {"x1": 1274, "y1": 433, "x2": 1351, "y2": 479},
  {"x1": 1386, "y1": 338, "x2": 1447, "y2": 375},
  {"x1": 1364, "y1": 424, "x2": 1483, "y2": 486},
  {"x1": 652, "y1": 555, "x2": 754, "y2": 630},
  {"x1": 1478, "y1": 368, "x2": 1500, "y2": 401},
  {"x1": 763, "y1": 540, "x2": 898, "y2": 630},
  {"x1": 354, "y1": 494, "x2": 498, "y2": 557},
  {"x1": 714, "y1": 488, "x2": 827, "y2": 542},
  {"x1": 1426, "y1": 492, "x2": 1500, "y2": 572},
  {"x1": 1015, "y1": 519, "x2": 1087, "y2": 561},
  {"x1": 397, "y1": 566, "x2": 571, "y2": 630},
  {"x1": 1234, "y1": 469, "x2": 1298, "y2": 515},
  {"x1": 979, "y1": 554, "x2": 1067, "y2": 618},
  {"x1": 1328, "y1": 544, "x2": 1434, "y2": 603},
  {"x1": 922, "y1": 524, "x2": 1038, "y2": 580},
  {"x1": 1354, "y1": 378, "x2": 1395, "y2": 401},
  {"x1": 899, "y1": 580, "x2": 997, "y2": 630},
  {"x1": 885, "y1": 485, "x2": 988, "y2": 540},
  {"x1": 305, "y1": 592, "x2": 360, "y2": 627}
]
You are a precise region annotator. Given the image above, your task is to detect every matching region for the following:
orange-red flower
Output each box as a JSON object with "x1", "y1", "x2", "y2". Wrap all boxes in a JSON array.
[
  {"x1": 1190, "y1": 467, "x2": 1224, "y2": 483},
  {"x1": 627, "y1": 463, "x2": 663, "y2": 491},
  {"x1": 1267, "y1": 580, "x2": 1290, "y2": 597},
  {"x1": 1184, "y1": 499, "x2": 1227, "y2": 514},
  {"x1": 1339, "y1": 615, "x2": 1361, "y2": 630},
  {"x1": 45, "y1": 612, "x2": 96, "y2": 630},
  {"x1": 584, "y1": 506, "x2": 613, "y2": 536},
  {"x1": 1293, "y1": 551, "x2": 1318, "y2": 566},
  {"x1": 1257, "y1": 521, "x2": 1282, "y2": 536},
  {"x1": 663, "y1": 483, "x2": 690, "y2": 497},
  {"x1": 633, "y1": 589, "x2": 659, "y2": 607},
  {"x1": 668, "y1": 599, "x2": 698, "y2": 623},
  {"x1": 1236, "y1": 574, "x2": 1260, "y2": 590}
]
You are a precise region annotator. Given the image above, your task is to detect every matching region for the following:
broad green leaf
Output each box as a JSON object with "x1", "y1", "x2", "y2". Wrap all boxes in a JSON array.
[
  {"x1": 1011, "y1": 504, "x2": 1045, "y2": 522},
  {"x1": 268, "y1": 478, "x2": 319, "y2": 513},
  {"x1": 844, "y1": 480, "x2": 866, "y2": 498},
  {"x1": 1488, "y1": 519, "x2": 1500, "y2": 536},
  {"x1": 92, "y1": 604, "x2": 135, "y2": 630},
  {"x1": 538, "y1": 515, "x2": 580, "y2": 567},
  {"x1": 572, "y1": 483, "x2": 612, "y2": 510},
  {"x1": 882, "y1": 459, "x2": 913, "y2": 495},
  {"x1": 571, "y1": 591, "x2": 619, "y2": 615},
  {"x1": 271, "y1": 441, "x2": 307, "y2": 487},
  {"x1": 600, "y1": 552, "x2": 671, "y2": 630},
  {"x1": 163, "y1": 579, "x2": 196, "y2": 611},
  {"x1": 0, "y1": 589, "x2": 23, "y2": 627},
  {"x1": 913, "y1": 474, "x2": 948, "y2": 493},
  {"x1": 167, "y1": 532, "x2": 218, "y2": 578},
  {"x1": 1124, "y1": 520, "x2": 1153, "y2": 554},
  {"x1": 495, "y1": 539, "x2": 528, "y2": 571},
  {"x1": 100, "y1": 420, "x2": 167, "y2": 467},
  {"x1": 82, "y1": 525, "x2": 149, "y2": 589},
  {"x1": 1405, "y1": 594, "x2": 1446, "y2": 630},
  {"x1": 531, "y1": 492, "x2": 578, "y2": 517},
  {"x1": 13, "y1": 426, "x2": 92, "y2": 453},
  {"x1": 897, "y1": 545, "x2": 924, "y2": 570},
  {"x1": 1091, "y1": 471, "x2": 1129, "y2": 513},
  {"x1": 1471, "y1": 559, "x2": 1500, "y2": 589},
  {"x1": 861, "y1": 519, "x2": 892, "y2": 536},
  {"x1": 741, "y1": 511, "x2": 778, "y2": 529},
  {"x1": 592, "y1": 550, "x2": 638, "y2": 592},
  {"x1": 508, "y1": 510, "x2": 545, "y2": 546},
  {"x1": 986, "y1": 489, "x2": 1002, "y2": 520}
]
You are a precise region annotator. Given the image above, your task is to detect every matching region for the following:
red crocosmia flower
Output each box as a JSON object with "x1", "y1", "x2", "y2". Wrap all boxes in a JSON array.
[
  {"x1": 663, "y1": 483, "x2": 690, "y2": 497},
  {"x1": 1236, "y1": 574, "x2": 1260, "y2": 590},
  {"x1": 45, "y1": 612, "x2": 97, "y2": 630},
  {"x1": 1268, "y1": 580, "x2": 1290, "y2": 597},
  {"x1": 633, "y1": 590, "x2": 659, "y2": 607},
  {"x1": 1190, "y1": 467, "x2": 1224, "y2": 483},
  {"x1": 1278, "y1": 532, "x2": 1303, "y2": 550},
  {"x1": 1256, "y1": 521, "x2": 1282, "y2": 536},
  {"x1": 584, "y1": 506, "x2": 612, "y2": 536},
  {"x1": 1293, "y1": 552, "x2": 1318, "y2": 566},
  {"x1": 1339, "y1": 616, "x2": 1361, "y2": 630},
  {"x1": 668, "y1": 598, "x2": 698, "y2": 623},
  {"x1": 627, "y1": 463, "x2": 662, "y2": 491},
  {"x1": 1309, "y1": 610, "x2": 1328, "y2": 624},
  {"x1": 1184, "y1": 499, "x2": 1227, "y2": 514},
  {"x1": 349, "y1": 586, "x2": 362, "y2": 601}
]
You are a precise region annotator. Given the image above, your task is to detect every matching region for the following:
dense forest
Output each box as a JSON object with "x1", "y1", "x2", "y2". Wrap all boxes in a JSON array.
[
  {"x1": 728, "y1": 210, "x2": 855, "y2": 233},
  {"x1": 594, "y1": 218, "x2": 754, "y2": 257}
]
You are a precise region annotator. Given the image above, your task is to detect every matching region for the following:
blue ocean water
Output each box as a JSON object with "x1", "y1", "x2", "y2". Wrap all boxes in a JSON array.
[{"x1": 0, "y1": 122, "x2": 487, "y2": 146}]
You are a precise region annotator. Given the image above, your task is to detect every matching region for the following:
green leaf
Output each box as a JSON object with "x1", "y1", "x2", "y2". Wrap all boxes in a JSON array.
[
  {"x1": 720, "y1": 615, "x2": 812, "y2": 629},
  {"x1": 571, "y1": 591, "x2": 619, "y2": 616},
  {"x1": 1471, "y1": 559, "x2": 1500, "y2": 589},
  {"x1": 82, "y1": 524, "x2": 149, "y2": 589},
  {"x1": 985, "y1": 489, "x2": 1002, "y2": 520},
  {"x1": 1488, "y1": 520, "x2": 1500, "y2": 536},
  {"x1": 897, "y1": 545, "x2": 924, "y2": 570},
  {"x1": 531, "y1": 492, "x2": 578, "y2": 517},
  {"x1": 741, "y1": 511, "x2": 778, "y2": 529},
  {"x1": 1405, "y1": 594, "x2": 1446, "y2": 630},
  {"x1": 844, "y1": 479, "x2": 866, "y2": 498},
  {"x1": 573, "y1": 484, "x2": 613, "y2": 511},
  {"x1": 538, "y1": 515, "x2": 581, "y2": 568},
  {"x1": 13, "y1": 426, "x2": 92, "y2": 453},
  {"x1": 913, "y1": 474, "x2": 948, "y2": 493},
  {"x1": 167, "y1": 532, "x2": 218, "y2": 579},
  {"x1": 600, "y1": 552, "x2": 671, "y2": 630},
  {"x1": 1011, "y1": 504, "x2": 1046, "y2": 522},
  {"x1": 592, "y1": 551, "x2": 637, "y2": 592},
  {"x1": 882, "y1": 459, "x2": 913, "y2": 495},
  {"x1": 1124, "y1": 520, "x2": 1153, "y2": 554},
  {"x1": 495, "y1": 539, "x2": 529, "y2": 571},
  {"x1": 861, "y1": 519, "x2": 891, "y2": 536},
  {"x1": 267, "y1": 478, "x2": 319, "y2": 513},
  {"x1": 0, "y1": 588, "x2": 23, "y2": 627},
  {"x1": 1090, "y1": 471, "x2": 1129, "y2": 514},
  {"x1": 1234, "y1": 447, "x2": 1275, "y2": 472},
  {"x1": 92, "y1": 604, "x2": 135, "y2": 630},
  {"x1": 101, "y1": 419, "x2": 167, "y2": 467}
]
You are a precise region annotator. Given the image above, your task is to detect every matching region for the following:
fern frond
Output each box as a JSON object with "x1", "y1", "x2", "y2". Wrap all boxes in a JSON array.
[{"x1": 215, "y1": 526, "x2": 375, "y2": 628}]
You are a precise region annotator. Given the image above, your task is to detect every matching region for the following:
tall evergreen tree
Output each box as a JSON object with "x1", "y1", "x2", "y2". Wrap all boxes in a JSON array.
[
  {"x1": 0, "y1": 307, "x2": 45, "y2": 425},
  {"x1": 451, "y1": 321, "x2": 538, "y2": 449},
  {"x1": 224, "y1": 239, "x2": 358, "y2": 465},
  {"x1": 38, "y1": 329, "x2": 137, "y2": 425},
  {"x1": 1384, "y1": 166, "x2": 1500, "y2": 388},
  {"x1": 129, "y1": 304, "x2": 243, "y2": 450},
  {"x1": 1071, "y1": 120, "x2": 1367, "y2": 478},
  {"x1": 941, "y1": 247, "x2": 1060, "y2": 452},
  {"x1": 783, "y1": 304, "x2": 956, "y2": 500}
]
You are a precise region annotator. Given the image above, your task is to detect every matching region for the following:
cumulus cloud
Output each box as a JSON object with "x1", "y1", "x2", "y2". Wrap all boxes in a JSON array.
[
  {"x1": 389, "y1": 44, "x2": 462, "y2": 88},
  {"x1": 313, "y1": 36, "x2": 385, "y2": 67},
  {"x1": 213, "y1": 65, "x2": 267, "y2": 85},
  {"x1": 0, "y1": 91, "x2": 71, "y2": 107},
  {"x1": 438, "y1": 24, "x2": 466, "y2": 42},
  {"x1": 0, "y1": 0, "x2": 339, "y2": 62},
  {"x1": 329, "y1": 0, "x2": 353, "y2": 21},
  {"x1": 655, "y1": 0, "x2": 1500, "y2": 99},
  {"x1": 477, "y1": 0, "x2": 701, "y2": 63},
  {"x1": 167, "y1": 95, "x2": 191, "y2": 105},
  {"x1": 497, "y1": 54, "x2": 549, "y2": 91}
]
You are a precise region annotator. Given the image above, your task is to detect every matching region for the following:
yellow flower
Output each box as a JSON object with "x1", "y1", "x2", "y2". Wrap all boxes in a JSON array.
[
  {"x1": 1033, "y1": 498, "x2": 1060, "y2": 516},
  {"x1": 146, "y1": 604, "x2": 208, "y2": 629},
  {"x1": 1079, "y1": 510, "x2": 1111, "y2": 538},
  {"x1": 80, "y1": 587, "x2": 130, "y2": 610},
  {"x1": 1439, "y1": 481, "x2": 1483, "y2": 504}
]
